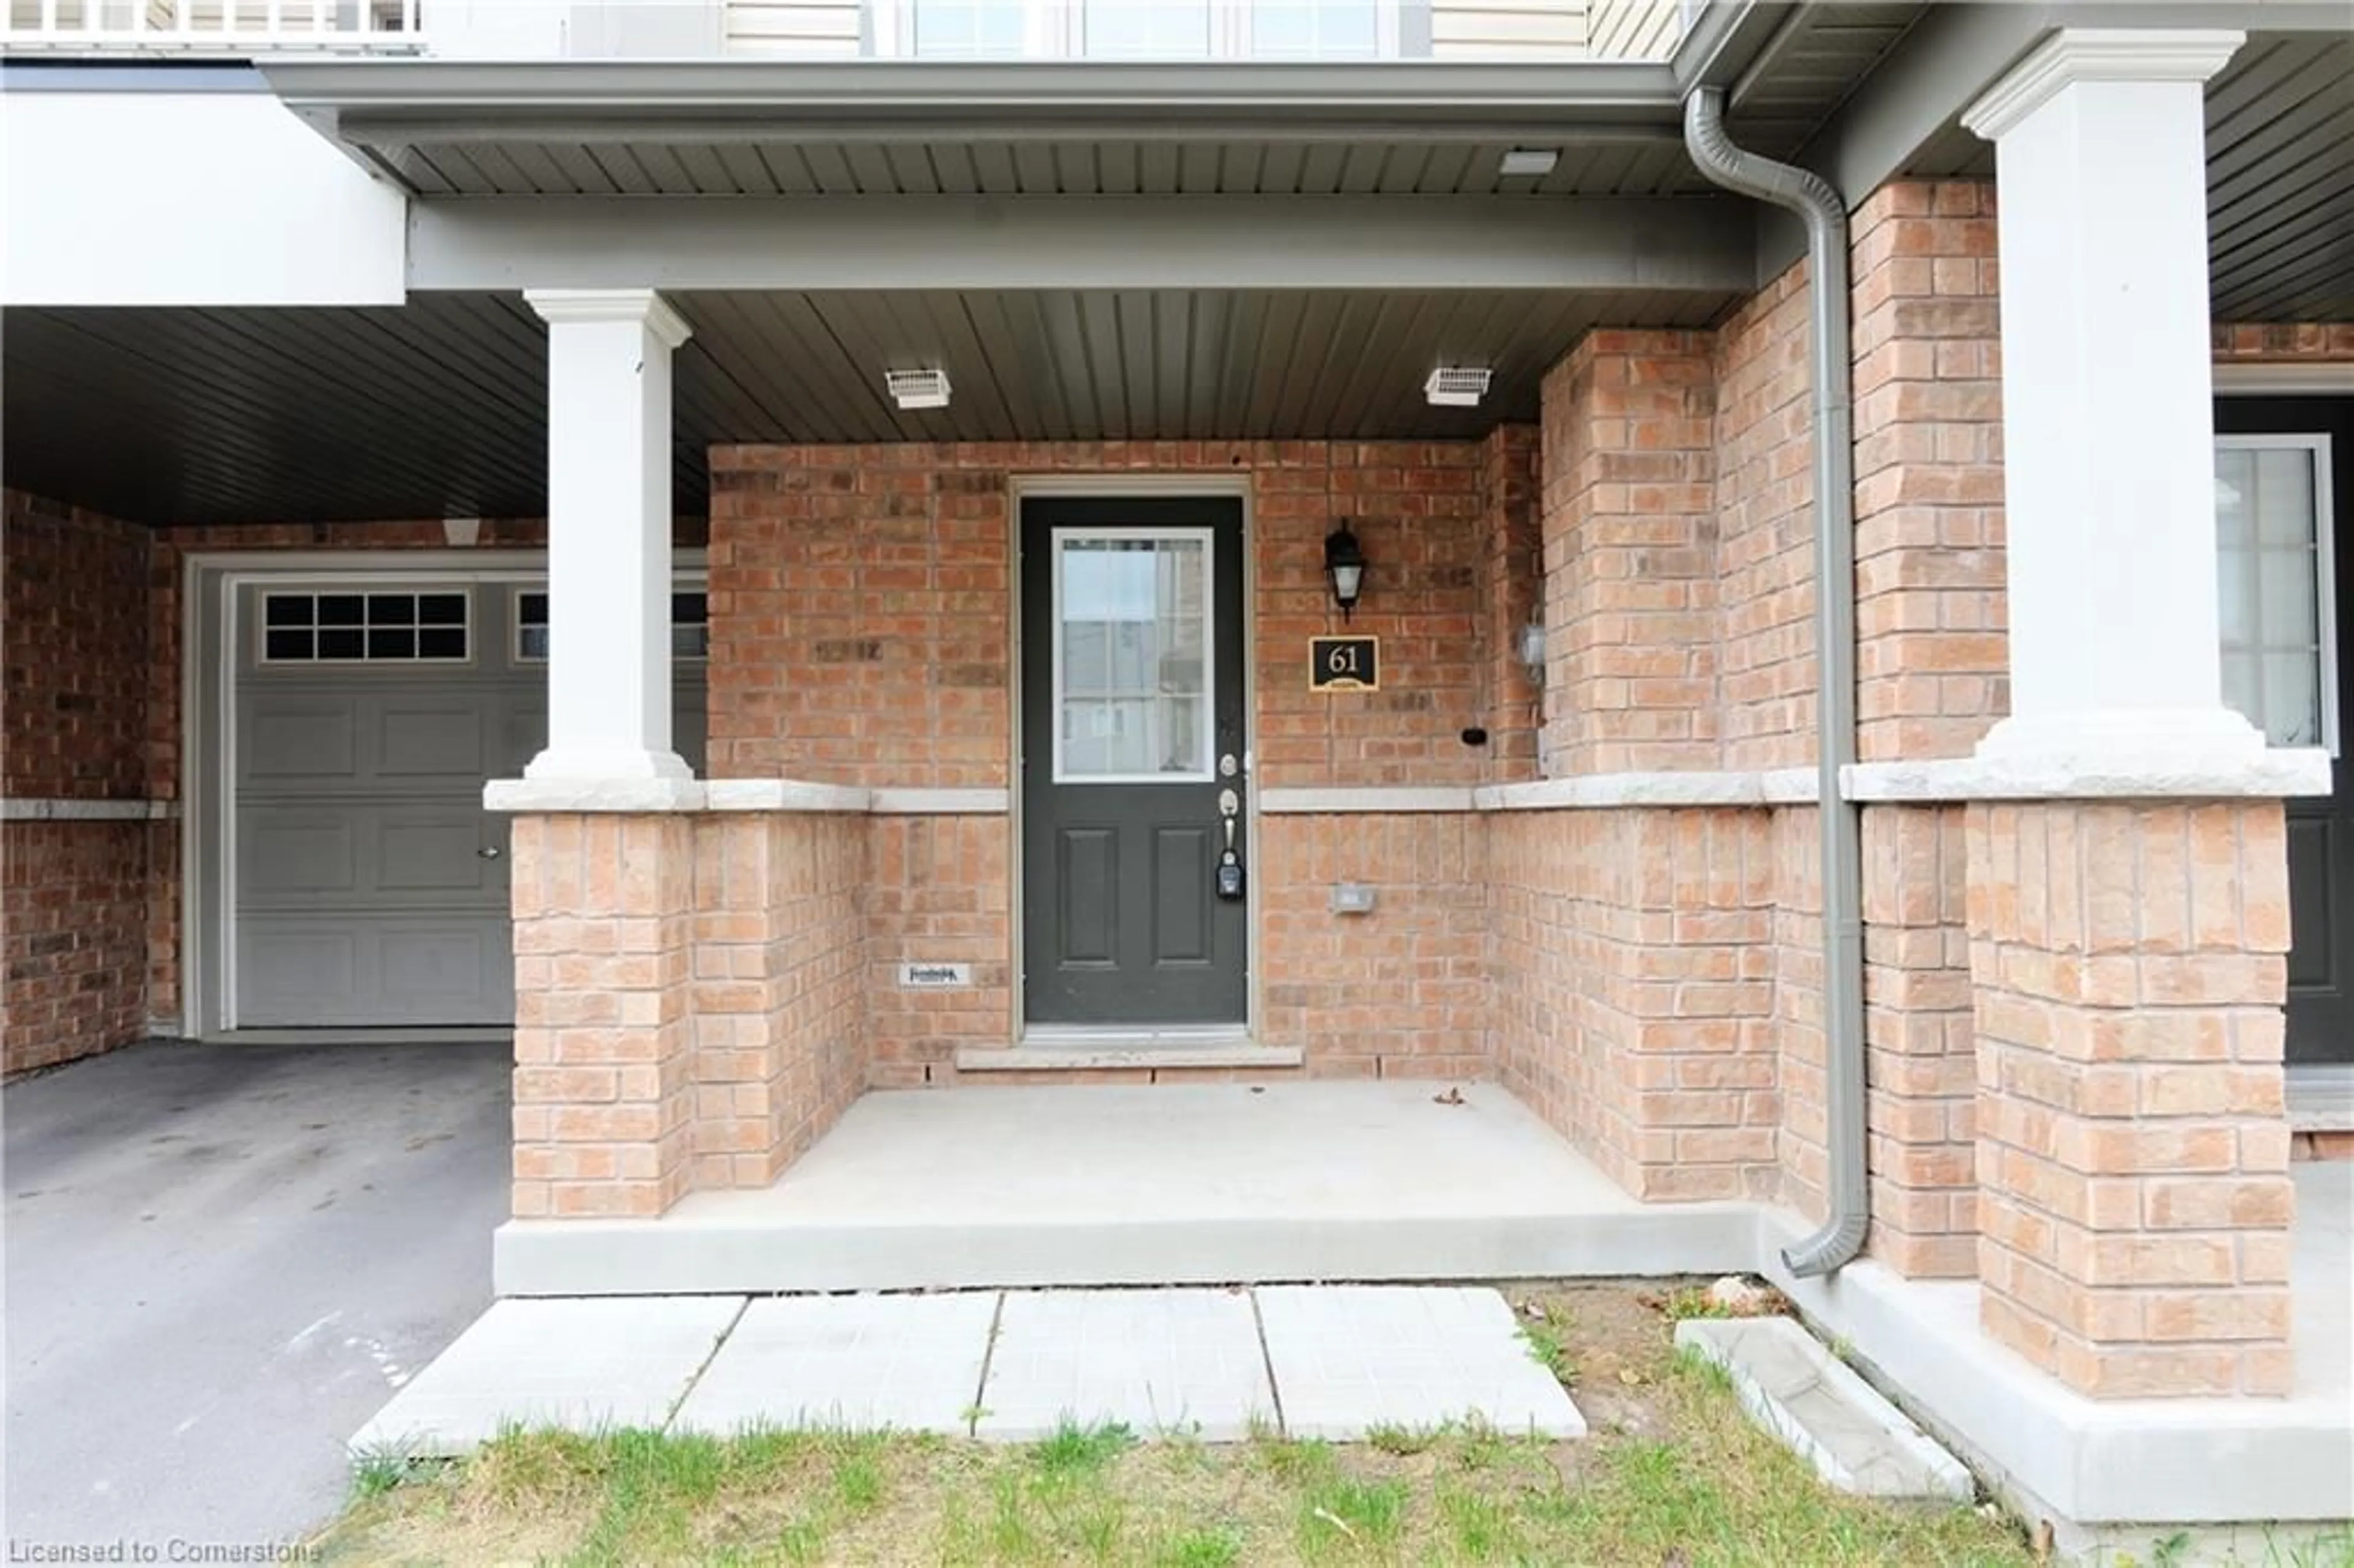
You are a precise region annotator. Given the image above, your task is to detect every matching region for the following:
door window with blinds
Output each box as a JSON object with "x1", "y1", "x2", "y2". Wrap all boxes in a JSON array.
[
  {"x1": 2217, "y1": 434, "x2": 2337, "y2": 751},
  {"x1": 1052, "y1": 531, "x2": 1214, "y2": 782}
]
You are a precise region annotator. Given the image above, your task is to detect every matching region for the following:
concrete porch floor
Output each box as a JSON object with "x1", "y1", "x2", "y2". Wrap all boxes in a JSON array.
[{"x1": 493, "y1": 1081, "x2": 1759, "y2": 1296}]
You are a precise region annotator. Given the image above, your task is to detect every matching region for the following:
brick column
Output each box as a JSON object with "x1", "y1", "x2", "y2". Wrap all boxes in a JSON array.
[
  {"x1": 1845, "y1": 178, "x2": 2006, "y2": 1279},
  {"x1": 1860, "y1": 804, "x2": 1978, "y2": 1277},
  {"x1": 1849, "y1": 180, "x2": 2007, "y2": 763},
  {"x1": 1538, "y1": 332, "x2": 1718, "y2": 775},
  {"x1": 1968, "y1": 802, "x2": 2293, "y2": 1396},
  {"x1": 510, "y1": 814, "x2": 696, "y2": 1219}
]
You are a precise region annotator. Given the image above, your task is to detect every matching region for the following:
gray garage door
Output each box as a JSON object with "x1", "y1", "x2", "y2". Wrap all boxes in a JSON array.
[{"x1": 232, "y1": 580, "x2": 706, "y2": 1029}]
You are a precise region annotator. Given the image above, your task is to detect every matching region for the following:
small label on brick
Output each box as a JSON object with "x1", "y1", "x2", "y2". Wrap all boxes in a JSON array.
[{"x1": 898, "y1": 962, "x2": 972, "y2": 988}]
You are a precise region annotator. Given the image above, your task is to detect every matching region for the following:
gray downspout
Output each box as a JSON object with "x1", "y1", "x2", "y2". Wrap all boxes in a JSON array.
[{"x1": 1683, "y1": 86, "x2": 1868, "y2": 1277}]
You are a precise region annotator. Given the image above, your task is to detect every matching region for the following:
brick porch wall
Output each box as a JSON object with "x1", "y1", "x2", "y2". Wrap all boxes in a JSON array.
[
  {"x1": 1259, "y1": 813, "x2": 1490, "y2": 1080},
  {"x1": 691, "y1": 813, "x2": 866, "y2": 1189},
  {"x1": 1968, "y1": 802, "x2": 2295, "y2": 1396},
  {"x1": 3, "y1": 491, "x2": 151, "y2": 1074},
  {"x1": 1490, "y1": 807, "x2": 1781, "y2": 1201},
  {"x1": 707, "y1": 440, "x2": 1504, "y2": 1083}
]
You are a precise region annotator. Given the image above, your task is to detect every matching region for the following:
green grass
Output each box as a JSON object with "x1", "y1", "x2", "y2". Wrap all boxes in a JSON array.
[
  {"x1": 1518, "y1": 1317, "x2": 1576, "y2": 1384},
  {"x1": 1030, "y1": 1418, "x2": 1137, "y2": 1477},
  {"x1": 314, "y1": 1286, "x2": 2049, "y2": 1568}
]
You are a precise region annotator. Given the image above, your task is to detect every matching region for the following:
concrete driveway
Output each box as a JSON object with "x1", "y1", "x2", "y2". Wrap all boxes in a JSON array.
[{"x1": 4, "y1": 1040, "x2": 509, "y2": 1555}]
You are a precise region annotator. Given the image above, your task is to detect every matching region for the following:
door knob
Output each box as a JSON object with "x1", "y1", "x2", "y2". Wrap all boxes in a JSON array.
[{"x1": 478, "y1": 846, "x2": 503, "y2": 860}]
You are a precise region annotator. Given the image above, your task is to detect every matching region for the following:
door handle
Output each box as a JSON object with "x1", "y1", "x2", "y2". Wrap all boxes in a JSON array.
[{"x1": 478, "y1": 846, "x2": 503, "y2": 860}]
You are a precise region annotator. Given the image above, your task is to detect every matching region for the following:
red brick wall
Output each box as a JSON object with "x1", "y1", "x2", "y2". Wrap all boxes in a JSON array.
[
  {"x1": 3, "y1": 490, "x2": 151, "y2": 1073},
  {"x1": 510, "y1": 813, "x2": 698, "y2": 1218},
  {"x1": 1968, "y1": 801, "x2": 2295, "y2": 1397},
  {"x1": 1537, "y1": 333, "x2": 1720, "y2": 775},
  {"x1": 2212, "y1": 324, "x2": 2354, "y2": 360},
  {"x1": 1259, "y1": 813, "x2": 1489, "y2": 1079},
  {"x1": 1476, "y1": 425, "x2": 1544, "y2": 782},
  {"x1": 867, "y1": 815, "x2": 1012, "y2": 1087},
  {"x1": 3, "y1": 823, "x2": 149, "y2": 1073},
  {"x1": 690, "y1": 813, "x2": 865, "y2": 1188},
  {"x1": 707, "y1": 441, "x2": 1503, "y2": 1081},
  {"x1": 1850, "y1": 181, "x2": 2008, "y2": 761},
  {"x1": 1490, "y1": 805, "x2": 1781, "y2": 1201},
  {"x1": 6, "y1": 493, "x2": 150, "y2": 799},
  {"x1": 706, "y1": 441, "x2": 1491, "y2": 792},
  {"x1": 1713, "y1": 264, "x2": 1821, "y2": 772},
  {"x1": 1861, "y1": 804, "x2": 1979, "y2": 1278}
]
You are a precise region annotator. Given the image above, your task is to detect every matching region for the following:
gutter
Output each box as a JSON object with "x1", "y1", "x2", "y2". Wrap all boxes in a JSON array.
[{"x1": 1683, "y1": 85, "x2": 1868, "y2": 1277}]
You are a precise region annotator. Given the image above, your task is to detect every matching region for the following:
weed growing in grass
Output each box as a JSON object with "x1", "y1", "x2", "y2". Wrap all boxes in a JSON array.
[
  {"x1": 1658, "y1": 1285, "x2": 1732, "y2": 1322},
  {"x1": 1030, "y1": 1418, "x2": 1137, "y2": 1477},
  {"x1": 829, "y1": 1446, "x2": 883, "y2": 1512},
  {"x1": 1363, "y1": 1420, "x2": 1445, "y2": 1456},
  {"x1": 766, "y1": 1517, "x2": 829, "y2": 1566},
  {"x1": 1154, "y1": 1526, "x2": 1244, "y2": 1567},
  {"x1": 1449, "y1": 1414, "x2": 1517, "y2": 1474},
  {"x1": 1438, "y1": 1481, "x2": 1526, "y2": 1562},
  {"x1": 346, "y1": 1444, "x2": 416, "y2": 1502},
  {"x1": 1518, "y1": 1318, "x2": 1576, "y2": 1384},
  {"x1": 1073, "y1": 1496, "x2": 1129, "y2": 1562},
  {"x1": 1250, "y1": 1433, "x2": 1335, "y2": 1487},
  {"x1": 1297, "y1": 1475, "x2": 1409, "y2": 1556}
]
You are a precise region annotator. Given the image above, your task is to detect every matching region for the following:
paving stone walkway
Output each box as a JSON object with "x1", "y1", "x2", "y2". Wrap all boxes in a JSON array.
[{"x1": 353, "y1": 1285, "x2": 1586, "y2": 1456}]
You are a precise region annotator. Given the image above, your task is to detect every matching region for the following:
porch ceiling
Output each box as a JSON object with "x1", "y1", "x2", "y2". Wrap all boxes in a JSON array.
[
  {"x1": 1902, "y1": 31, "x2": 2354, "y2": 321},
  {"x1": 1, "y1": 285, "x2": 1737, "y2": 526},
  {"x1": 371, "y1": 134, "x2": 1715, "y2": 200}
]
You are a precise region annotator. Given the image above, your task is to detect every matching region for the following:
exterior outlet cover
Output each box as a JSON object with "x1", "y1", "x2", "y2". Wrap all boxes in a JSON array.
[{"x1": 1330, "y1": 883, "x2": 1376, "y2": 915}]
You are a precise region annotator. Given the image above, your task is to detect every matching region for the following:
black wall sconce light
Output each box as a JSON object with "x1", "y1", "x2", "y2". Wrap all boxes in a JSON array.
[{"x1": 1324, "y1": 523, "x2": 1367, "y2": 621}]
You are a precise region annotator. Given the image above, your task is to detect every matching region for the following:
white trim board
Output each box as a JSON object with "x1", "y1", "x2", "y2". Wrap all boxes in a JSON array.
[{"x1": 0, "y1": 798, "x2": 176, "y2": 821}]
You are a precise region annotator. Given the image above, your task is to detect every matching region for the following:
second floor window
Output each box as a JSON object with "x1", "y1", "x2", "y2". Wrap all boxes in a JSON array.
[{"x1": 889, "y1": 0, "x2": 1400, "y2": 59}]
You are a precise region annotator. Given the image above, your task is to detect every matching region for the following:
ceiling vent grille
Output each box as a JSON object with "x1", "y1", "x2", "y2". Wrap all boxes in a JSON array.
[
  {"x1": 886, "y1": 368, "x2": 953, "y2": 409},
  {"x1": 1423, "y1": 367, "x2": 1491, "y2": 408}
]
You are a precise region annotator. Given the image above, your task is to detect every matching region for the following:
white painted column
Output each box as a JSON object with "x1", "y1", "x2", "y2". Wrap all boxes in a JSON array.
[
  {"x1": 523, "y1": 287, "x2": 693, "y2": 784},
  {"x1": 1963, "y1": 29, "x2": 2261, "y2": 774}
]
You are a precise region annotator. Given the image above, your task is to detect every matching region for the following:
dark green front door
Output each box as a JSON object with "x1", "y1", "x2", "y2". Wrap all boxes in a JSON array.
[{"x1": 1020, "y1": 497, "x2": 1249, "y2": 1027}]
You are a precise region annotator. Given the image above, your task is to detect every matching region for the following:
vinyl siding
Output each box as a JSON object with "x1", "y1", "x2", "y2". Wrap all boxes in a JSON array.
[
  {"x1": 720, "y1": 0, "x2": 1602, "y2": 59},
  {"x1": 1584, "y1": 0, "x2": 1678, "y2": 59},
  {"x1": 725, "y1": 0, "x2": 861, "y2": 56},
  {"x1": 1429, "y1": 0, "x2": 1586, "y2": 61}
]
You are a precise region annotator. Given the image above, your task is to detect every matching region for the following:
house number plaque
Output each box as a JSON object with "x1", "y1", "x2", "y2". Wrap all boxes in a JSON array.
[{"x1": 1309, "y1": 636, "x2": 1380, "y2": 693}]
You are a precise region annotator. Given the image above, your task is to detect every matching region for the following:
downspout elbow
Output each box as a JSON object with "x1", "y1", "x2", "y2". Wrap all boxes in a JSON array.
[{"x1": 1683, "y1": 87, "x2": 1870, "y2": 1279}]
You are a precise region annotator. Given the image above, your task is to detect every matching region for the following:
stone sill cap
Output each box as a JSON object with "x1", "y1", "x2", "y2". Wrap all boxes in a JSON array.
[
  {"x1": 484, "y1": 779, "x2": 1009, "y2": 814},
  {"x1": 483, "y1": 750, "x2": 2329, "y2": 816}
]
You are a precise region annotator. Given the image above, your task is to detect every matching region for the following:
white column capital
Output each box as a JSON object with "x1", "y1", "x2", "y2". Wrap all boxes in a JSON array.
[
  {"x1": 524, "y1": 287, "x2": 693, "y2": 351},
  {"x1": 1962, "y1": 28, "x2": 2245, "y2": 141}
]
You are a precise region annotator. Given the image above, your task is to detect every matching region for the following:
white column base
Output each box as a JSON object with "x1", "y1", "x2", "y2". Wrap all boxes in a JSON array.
[
  {"x1": 524, "y1": 746, "x2": 695, "y2": 783},
  {"x1": 1971, "y1": 707, "x2": 2280, "y2": 794}
]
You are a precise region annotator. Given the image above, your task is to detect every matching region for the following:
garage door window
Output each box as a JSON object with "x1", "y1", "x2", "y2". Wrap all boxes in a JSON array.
[
  {"x1": 261, "y1": 591, "x2": 470, "y2": 663},
  {"x1": 515, "y1": 590, "x2": 709, "y2": 662}
]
